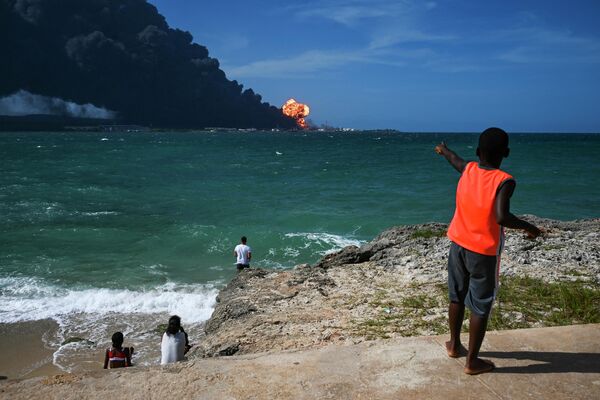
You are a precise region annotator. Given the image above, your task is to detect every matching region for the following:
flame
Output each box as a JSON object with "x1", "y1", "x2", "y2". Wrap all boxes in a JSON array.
[{"x1": 282, "y1": 98, "x2": 310, "y2": 129}]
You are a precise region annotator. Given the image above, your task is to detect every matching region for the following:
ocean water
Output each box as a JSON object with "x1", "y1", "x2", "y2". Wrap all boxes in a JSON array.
[{"x1": 1, "y1": 130, "x2": 599, "y2": 371}]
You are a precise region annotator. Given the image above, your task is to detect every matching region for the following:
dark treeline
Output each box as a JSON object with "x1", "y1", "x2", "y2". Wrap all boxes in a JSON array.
[{"x1": 0, "y1": 0, "x2": 296, "y2": 129}]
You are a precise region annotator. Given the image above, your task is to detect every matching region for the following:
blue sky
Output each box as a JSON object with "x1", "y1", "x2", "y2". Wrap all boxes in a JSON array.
[{"x1": 149, "y1": 0, "x2": 600, "y2": 132}]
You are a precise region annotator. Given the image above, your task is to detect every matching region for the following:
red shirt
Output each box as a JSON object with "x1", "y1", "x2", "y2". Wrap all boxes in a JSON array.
[
  {"x1": 107, "y1": 347, "x2": 130, "y2": 368},
  {"x1": 447, "y1": 162, "x2": 513, "y2": 256}
]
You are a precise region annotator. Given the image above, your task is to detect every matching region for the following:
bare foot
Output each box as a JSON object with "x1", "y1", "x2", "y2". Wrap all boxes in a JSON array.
[
  {"x1": 464, "y1": 358, "x2": 495, "y2": 375},
  {"x1": 445, "y1": 341, "x2": 467, "y2": 358}
]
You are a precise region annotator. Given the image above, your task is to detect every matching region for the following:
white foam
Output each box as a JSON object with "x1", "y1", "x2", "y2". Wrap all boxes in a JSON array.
[
  {"x1": 142, "y1": 264, "x2": 168, "y2": 276},
  {"x1": 256, "y1": 259, "x2": 288, "y2": 270},
  {"x1": 0, "y1": 276, "x2": 218, "y2": 324},
  {"x1": 206, "y1": 237, "x2": 229, "y2": 254},
  {"x1": 284, "y1": 232, "x2": 363, "y2": 255},
  {"x1": 80, "y1": 211, "x2": 119, "y2": 216},
  {"x1": 282, "y1": 247, "x2": 300, "y2": 257},
  {"x1": 75, "y1": 186, "x2": 103, "y2": 193}
]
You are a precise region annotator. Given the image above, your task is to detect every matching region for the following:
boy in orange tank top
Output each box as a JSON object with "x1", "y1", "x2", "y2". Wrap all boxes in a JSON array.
[{"x1": 435, "y1": 127, "x2": 540, "y2": 375}]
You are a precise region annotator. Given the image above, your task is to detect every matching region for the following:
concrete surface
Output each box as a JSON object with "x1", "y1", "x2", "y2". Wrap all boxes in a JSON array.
[{"x1": 1, "y1": 324, "x2": 599, "y2": 399}]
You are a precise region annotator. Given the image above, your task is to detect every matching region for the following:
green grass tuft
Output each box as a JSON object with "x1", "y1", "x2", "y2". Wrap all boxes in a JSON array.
[
  {"x1": 410, "y1": 229, "x2": 446, "y2": 239},
  {"x1": 351, "y1": 276, "x2": 600, "y2": 341},
  {"x1": 489, "y1": 276, "x2": 600, "y2": 330}
]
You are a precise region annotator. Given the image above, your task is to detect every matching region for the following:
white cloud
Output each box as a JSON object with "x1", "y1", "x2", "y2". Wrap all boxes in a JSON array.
[
  {"x1": 494, "y1": 27, "x2": 600, "y2": 64},
  {"x1": 292, "y1": 0, "x2": 434, "y2": 27},
  {"x1": 297, "y1": 5, "x2": 394, "y2": 26},
  {"x1": 225, "y1": 45, "x2": 451, "y2": 79},
  {"x1": 226, "y1": 49, "x2": 373, "y2": 78},
  {"x1": 425, "y1": 2, "x2": 437, "y2": 10},
  {"x1": 368, "y1": 29, "x2": 455, "y2": 49},
  {"x1": 227, "y1": 5, "x2": 600, "y2": 79},
  {"x1": 226, "y1": 0, "x2": 455, "y2": 78}
]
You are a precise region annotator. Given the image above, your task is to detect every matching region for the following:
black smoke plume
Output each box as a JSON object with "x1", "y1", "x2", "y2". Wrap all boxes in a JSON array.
[{"x1": 0, "y1": 0, "x2": 296, "y2": 129}]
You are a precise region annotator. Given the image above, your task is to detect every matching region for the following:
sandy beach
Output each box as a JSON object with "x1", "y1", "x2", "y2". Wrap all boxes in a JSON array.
[
  {"x1": 0, "y1": 320, "x2": 62, "y2": 380},
  {"x1": 0, "y1": 317, "x2": 206, "y2": 380}
]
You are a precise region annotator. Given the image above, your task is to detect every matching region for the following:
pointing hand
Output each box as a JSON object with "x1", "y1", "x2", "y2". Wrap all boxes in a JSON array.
[{"x1": 435, "y1": 142, "x2": 447, "y2": 155}]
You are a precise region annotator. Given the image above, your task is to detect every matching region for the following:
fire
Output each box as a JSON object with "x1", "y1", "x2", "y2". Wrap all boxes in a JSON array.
[{"x1": 282, "y1": 98, "x2": 310, "y2": 129}]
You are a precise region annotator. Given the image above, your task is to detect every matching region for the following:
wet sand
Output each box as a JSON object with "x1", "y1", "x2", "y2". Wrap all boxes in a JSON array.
[
  {"x1": 0, "y1": 317, "x2": 186, "y2": 380},
  {"x1": 0, "y1": 319, "x2": 120, "y2": 379},
  {"x1": 0, "y1": 320, "x2": 62, "y2": 379}
]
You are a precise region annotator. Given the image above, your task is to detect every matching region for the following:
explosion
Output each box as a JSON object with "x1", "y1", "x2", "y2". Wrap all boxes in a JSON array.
[{"x1": 281, "y1": 98, "x2": 310, "y2": 129}]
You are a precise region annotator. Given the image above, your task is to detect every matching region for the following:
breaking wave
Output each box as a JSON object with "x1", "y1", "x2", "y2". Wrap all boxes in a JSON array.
[
  {"x1": 284, "y1": 232, "x2": 363, "y2": 255},
  {"x1": 0, "y1": 276, "x2": 218, "y2": 324}
]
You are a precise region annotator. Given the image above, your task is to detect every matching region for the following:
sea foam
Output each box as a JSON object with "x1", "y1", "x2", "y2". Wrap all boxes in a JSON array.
[
  {"x1": 0, "y1": 276, "x2": 218, "y2": 324},
  {"x1": 284, "y1": 232, "x2": 363, "y2": 255}
]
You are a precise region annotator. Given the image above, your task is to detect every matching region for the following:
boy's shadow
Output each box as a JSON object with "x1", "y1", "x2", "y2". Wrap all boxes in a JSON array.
[{"x1": 480, "y1": 351, "x2": 600, "y2": 374}]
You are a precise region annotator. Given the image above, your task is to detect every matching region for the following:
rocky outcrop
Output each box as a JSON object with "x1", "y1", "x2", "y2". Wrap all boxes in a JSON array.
[{"x1": 193, "y1": 217, "x2": 600, "y2": 358}]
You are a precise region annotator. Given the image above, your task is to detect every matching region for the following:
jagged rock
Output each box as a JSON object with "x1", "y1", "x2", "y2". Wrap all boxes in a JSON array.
[
  {"x1": 216, "y1": 343, "x2": 239, "y2": 357},
  {"x1": 204, "y1": 301, "x2": 257, "y2": 334}
]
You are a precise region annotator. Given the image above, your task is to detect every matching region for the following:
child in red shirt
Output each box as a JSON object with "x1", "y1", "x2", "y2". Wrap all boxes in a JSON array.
[
  {"x1": 103, "y1": 331, "x2": 134, "y2": 369},
  {"x1": 436, "y1": 127, "x2": 540, "y2": 375}
]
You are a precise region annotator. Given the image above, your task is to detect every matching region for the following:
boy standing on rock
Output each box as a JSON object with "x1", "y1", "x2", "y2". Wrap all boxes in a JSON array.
[{"x1": 435, "y1": 127, "x2": 540, "y2": 375}]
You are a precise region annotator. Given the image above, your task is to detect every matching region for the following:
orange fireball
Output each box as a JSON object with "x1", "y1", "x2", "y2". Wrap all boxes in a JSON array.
[{"x1": 282, "y1": 98, "x2": 310, "y2": 129}]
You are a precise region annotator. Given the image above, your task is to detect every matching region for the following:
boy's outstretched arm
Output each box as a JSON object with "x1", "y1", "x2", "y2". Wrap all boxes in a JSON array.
[
  {"x1": 435, "y1": 142, "x2": 467, "y2": 173},
  {"x1": 495, "y1": 180, "x2": 541, "y2": 238}
]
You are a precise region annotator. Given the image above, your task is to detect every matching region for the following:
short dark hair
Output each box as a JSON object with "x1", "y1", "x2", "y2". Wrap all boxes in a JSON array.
[
  {"x1": 241, "y1": 236, "x2": 247, "y2": 243},
  {"x1": 167, "y1": 315, "x2": 181, "y2": 335},
  {"x1": 111, "y1": 331, "x2": 124, "y2": 347},
  {"x1": 478, "y1": 127, "x2": 509, "y2": 159}
]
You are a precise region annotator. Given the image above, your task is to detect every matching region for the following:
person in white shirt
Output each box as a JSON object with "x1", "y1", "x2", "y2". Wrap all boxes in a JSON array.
[
  {"x1": 160, "y1": 315, "x2": 191, "y2": 365},
  {"x1": 233, "y1": 236, "x2": 252, "y2": 271}
]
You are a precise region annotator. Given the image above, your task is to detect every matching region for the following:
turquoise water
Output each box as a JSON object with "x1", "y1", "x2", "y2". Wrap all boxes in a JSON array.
[{"x1": 0, "y1": 130, "x2": 599, "y2": 368}]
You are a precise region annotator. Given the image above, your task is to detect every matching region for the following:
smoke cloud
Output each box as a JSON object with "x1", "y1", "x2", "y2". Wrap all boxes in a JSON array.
[
  {"x1": 0, "y1": 90, "x2": 116, "y2": 119},
  {"x1": 0, "y1": 0, "x2": 295, "y2": 129}
]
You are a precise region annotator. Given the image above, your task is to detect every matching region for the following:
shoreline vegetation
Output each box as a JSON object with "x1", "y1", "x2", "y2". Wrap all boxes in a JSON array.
[{"x1": 0, "y1": 216, "x2": 598, "y2": 384}]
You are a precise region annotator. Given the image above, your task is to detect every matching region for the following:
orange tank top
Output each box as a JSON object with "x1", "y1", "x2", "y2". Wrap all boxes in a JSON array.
[{"x1": 447, "y1": 162, "x2": 514, "y2": 256}]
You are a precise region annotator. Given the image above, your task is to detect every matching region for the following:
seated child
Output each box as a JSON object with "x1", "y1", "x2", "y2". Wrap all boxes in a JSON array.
[
  {"x1": 103, "y1": 331, "x2": 134, "y2": 369},
  {"x1": 160, "y1": 315, "x2": 191, "y2": 365}
]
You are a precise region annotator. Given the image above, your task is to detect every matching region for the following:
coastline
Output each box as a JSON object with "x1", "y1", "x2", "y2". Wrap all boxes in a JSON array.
[
  {"x1": 195, "y1": 216, "x2": 599, "y2": 358},
  {"x1": 1, "y1": 216, "x2": 598, "y2": 382}
]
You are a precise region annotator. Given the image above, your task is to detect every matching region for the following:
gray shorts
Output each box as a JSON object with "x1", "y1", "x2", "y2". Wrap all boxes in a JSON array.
[{"x1": 448, "y1": 242, "x2": 498, "y2": 318}]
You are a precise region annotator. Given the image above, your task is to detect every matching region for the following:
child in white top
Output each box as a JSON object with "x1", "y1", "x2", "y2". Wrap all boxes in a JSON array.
[{"x1": 160, "y1": 315, "x2": 191, "y2": 364}]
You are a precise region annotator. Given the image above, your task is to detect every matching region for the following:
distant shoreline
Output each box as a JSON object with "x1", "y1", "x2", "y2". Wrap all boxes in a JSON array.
[{"x1": 1, "y1": 123, "x2": 599, "y2": 135}]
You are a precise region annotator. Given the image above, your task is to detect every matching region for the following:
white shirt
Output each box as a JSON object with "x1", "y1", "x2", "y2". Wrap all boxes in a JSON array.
[
  {"x1": 234, "y1": 244, "x2": 252, "y2": 264},
  {"x1": 160, "y1": 331, "x2": 186, "y2": 364}
]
